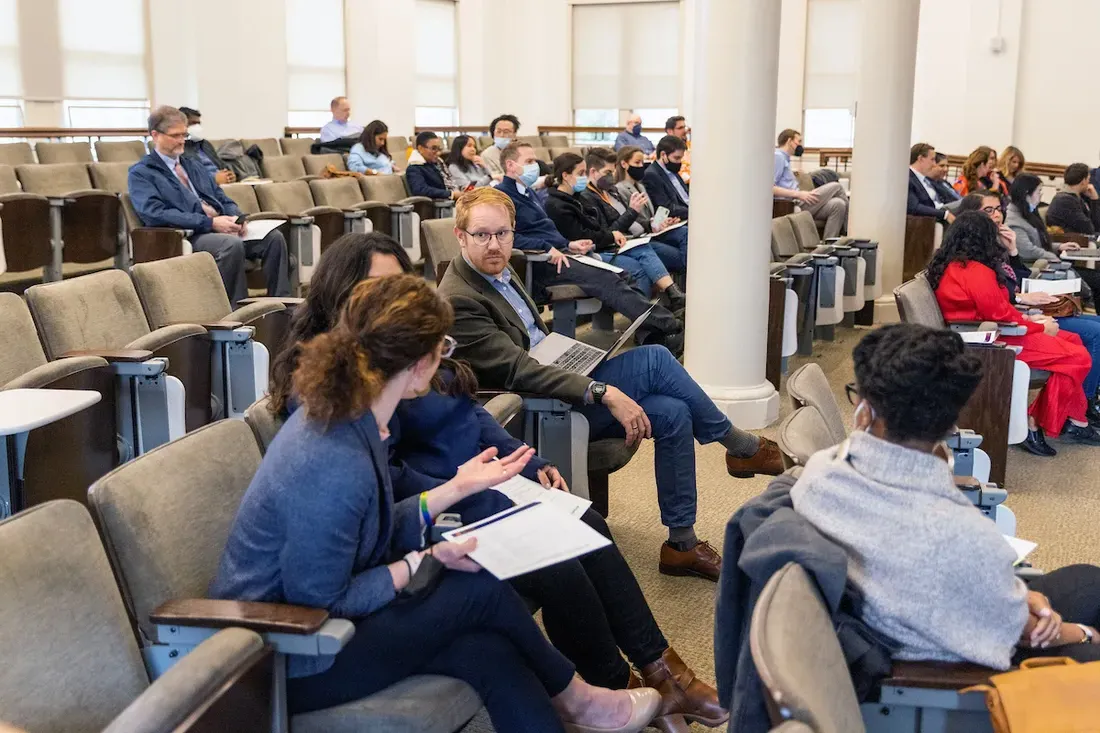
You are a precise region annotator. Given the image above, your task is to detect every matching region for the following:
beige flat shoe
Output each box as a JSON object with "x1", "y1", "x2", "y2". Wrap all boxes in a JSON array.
[{"x1": 563, "y1": 688, "x2": 662, "y2": 733}]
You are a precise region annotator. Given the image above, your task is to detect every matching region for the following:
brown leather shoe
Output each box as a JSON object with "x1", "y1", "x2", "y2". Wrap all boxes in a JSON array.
[
  {"x1": 726, "y1": 437, "x2": 784, "y2": 478},
  {"x1": 640, "y1": 648, "x2": 729, "y2": 728},
  {"x1": 658, "y1": 540, "x2": 721, "y2": 582}
]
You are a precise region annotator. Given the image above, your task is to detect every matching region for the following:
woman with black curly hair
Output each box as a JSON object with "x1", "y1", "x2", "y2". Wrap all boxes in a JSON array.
[
  {"x1": 927, "y1": 211, "x2": 1097, "y2": 455},
  {"x1": 793, "y1": 323, "x2": 1100, "y2": 669}
]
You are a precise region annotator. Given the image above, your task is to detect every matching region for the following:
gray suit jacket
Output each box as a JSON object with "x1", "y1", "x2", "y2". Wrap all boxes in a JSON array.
[{"x1": 438, "y1": 256, "x2": 592, "y2": 403}]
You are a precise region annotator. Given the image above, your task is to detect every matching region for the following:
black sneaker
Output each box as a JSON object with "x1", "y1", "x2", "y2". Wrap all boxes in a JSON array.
[
  {"x1": 1059, "y1": 421, "x2": 1100, "y2": 446},
  {"x1": 1020, "y1": 428, "x2": 1057, "y2": 457},
  {"x1": 1087, "y1": 400, "x2": 1100, "y2": 428}
]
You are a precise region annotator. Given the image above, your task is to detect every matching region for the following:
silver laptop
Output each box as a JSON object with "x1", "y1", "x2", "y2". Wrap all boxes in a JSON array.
[{"x1": 529, "y1": 305, "x2": 657, "y2": 376}]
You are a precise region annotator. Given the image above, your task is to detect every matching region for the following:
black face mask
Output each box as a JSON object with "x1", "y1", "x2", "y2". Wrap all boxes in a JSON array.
[
  {"x1": 596, "y1": 173, "x2": 616, "y2": 191},
  {"x1": 665, "y1": 160, "x2": 682, "y2": 174},
  {"x1": 627, "y1": 165, "x2": 645, "y2": 181},
  {"x1": 794, "y1": 144, "x2": 805, "y2": 157}
]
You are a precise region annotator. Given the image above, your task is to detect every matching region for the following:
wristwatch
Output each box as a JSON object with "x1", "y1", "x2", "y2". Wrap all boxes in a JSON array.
[
  {"x1": 589, "y1": 381, "x2": 608, "y2": 404},
  {"x1": 1076, "y1": 623, "x2": 1095, "y2": 644}
]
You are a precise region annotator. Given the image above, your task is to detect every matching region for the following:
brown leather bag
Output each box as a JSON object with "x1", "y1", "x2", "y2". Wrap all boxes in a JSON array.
[
  {"x1": 1035, "y1": 294, "x2": 1082, "y2": 319},
  {"x1": 961, "y1": 657, "x2": 1100, "y2": 732},
  {"x1": 321, "y1": 164, "x2": 364, "y2": 179}
]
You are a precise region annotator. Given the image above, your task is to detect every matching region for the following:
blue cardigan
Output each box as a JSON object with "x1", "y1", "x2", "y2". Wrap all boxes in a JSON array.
[
  {"x1": 128, "y1": 152, "x2": 241, "y2": 234},
  {"x1": 498, "y1": 176, "x2": 568, "y2": 253},
  {"x1": 210, "y1": 408, "x2": 423, "y2": 678}
]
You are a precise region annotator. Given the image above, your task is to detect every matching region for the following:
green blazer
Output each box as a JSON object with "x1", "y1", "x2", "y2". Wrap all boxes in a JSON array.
[{"x1": 438, "y1": 256, "x2": 592, "y2": 403}]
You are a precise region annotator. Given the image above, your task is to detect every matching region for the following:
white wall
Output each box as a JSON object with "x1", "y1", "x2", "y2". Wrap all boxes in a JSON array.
[{"x1": 774, "y1": 0, "x2": 807, "y2": 135}]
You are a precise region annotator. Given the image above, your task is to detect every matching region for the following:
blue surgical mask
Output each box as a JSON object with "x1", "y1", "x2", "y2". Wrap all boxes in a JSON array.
[
  {"x1": 494, "y1": 136, "x2": 511, "y2": 149},
  {"x1": 519, "y1": 162, "x2": 540, "y2": 187},
  {"x1": 630, "y1": 123, "x2": 642, "y2": 136},
  {"x1": 572, "y1": 176, "x2": 588, "y2": 193}
]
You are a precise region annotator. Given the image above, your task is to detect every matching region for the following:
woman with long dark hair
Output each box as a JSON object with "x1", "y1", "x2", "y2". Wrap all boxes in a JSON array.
[
  {"x1": 348, "y1": 119, "x2": 398, "y2": 175},
  {"x1": 927, "y1": 211, "x2": 1097, "y2": 454},
  {"x1": 446, "y1": 134, "x2": 496, "y2": 189}
]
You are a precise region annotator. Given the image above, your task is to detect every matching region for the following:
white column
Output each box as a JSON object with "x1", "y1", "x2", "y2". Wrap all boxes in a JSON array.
[
  {"x1": 848, "y1": 0, "x2": 922, "y2": 321},
  {"x1": 684, "y1": 0, "x2": 781, "y2": 429}
]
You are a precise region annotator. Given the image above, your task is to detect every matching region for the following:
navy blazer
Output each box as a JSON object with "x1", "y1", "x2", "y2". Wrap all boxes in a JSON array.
[
  {"x1": 907, "y1": 169, "x2": 949, "y2": 222},
  {"x1": 497, "y1": 176, "x2": 568, "y2": 252},
  {"x1": 128, "y1": 152, "x2": 241, "y2": 234},
  {"x1": 405, "y1": 162, "x2": 451, "y2": 200},
  {"x1": 642, "y1": 163, "x2": 690, "y2": 221}
]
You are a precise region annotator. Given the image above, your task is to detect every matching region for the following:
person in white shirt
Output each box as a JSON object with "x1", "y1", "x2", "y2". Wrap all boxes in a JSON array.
[
  {"x1": 319, "y1": 97, "x2": 364, "y2": 143},
  {"x1": 908, "y1": 143, "x2": 957, "y2": 224}
]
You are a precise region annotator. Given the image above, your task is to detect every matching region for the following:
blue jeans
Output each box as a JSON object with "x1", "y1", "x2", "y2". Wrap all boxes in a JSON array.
[
  {"x1": 581, "y1": 345, "x2": 733, "y2": 528},
  {"x1": 1057, "y1": 314, "x2": 1100, "y2": 397},
  {"x1": 652, "y1": 225, "x2": 688, "y2": 273},
  {"x1": 598, "y1": 243, "x2": 669, "y2": 295}
]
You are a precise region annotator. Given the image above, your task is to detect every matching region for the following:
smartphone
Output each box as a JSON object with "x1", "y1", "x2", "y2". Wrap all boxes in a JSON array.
[
  {"x1": 652, "y1": 206, "x2": 670, "y2": 229},
  {"x1": 235, "y1": 215, "x2": 248, "y2": 225}
]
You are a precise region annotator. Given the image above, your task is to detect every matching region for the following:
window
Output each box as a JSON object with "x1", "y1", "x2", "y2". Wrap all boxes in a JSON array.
[
  {"x1": 573, "y1": 109, "x2": 618, "y2": 144},
  {"x1": 0, "y1": 0, "x2": 19, "y2": 101},
  {"x1": 572, "y1": 3, "x2": 680, "y2": 111},
  {"x1": 0, "y1": 98, "x2": 22, "y2": 128},
  {"x1": 803, "y1": 0, "x2": 860, "y2": 148},
  {"x1": 286, "y1": 0, "x2": 346, "y2": 125},
  {"x1": 59, "y1": 0, "x2": 148, "y2": 106},
  {"x1": 64, "y1": 99, "x2": 149, "y2": 129},
  {"x1": 636, "y1": 107, "x2": 679, "y2": 144},
  {"x1": 415, "y1": 0, "x2": 457, "y2": 123}
]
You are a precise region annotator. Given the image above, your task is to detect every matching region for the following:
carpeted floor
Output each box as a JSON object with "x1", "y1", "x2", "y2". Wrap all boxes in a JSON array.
[{"x1": 600, "y1": 324, "x2": 1100, "y2": 731}]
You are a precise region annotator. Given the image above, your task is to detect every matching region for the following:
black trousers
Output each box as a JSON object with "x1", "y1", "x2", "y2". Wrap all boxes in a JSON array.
[
  {"x1": 1075, "y1": 266, "x2": 1100, "y2": 309},
  {"x1": 509, "y1": 508, "x2": 669, "y2": 687},
  {"x1": 531, "y1": 259, "x2": 682, "y2": 334},
  {"x1": 1015, "y1": 564, "x2": 1100, "y2": 663}
]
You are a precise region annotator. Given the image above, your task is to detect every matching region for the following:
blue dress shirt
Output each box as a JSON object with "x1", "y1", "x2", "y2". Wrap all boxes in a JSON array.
[
  {"x1": 662, "y1": 162, "x2": 690, "y2": 205},
  {"x1": 320, "y1": 119, "x2": 364, "y2": 143},
  {"x1": 156, "y1": 150, "x2": 201, "y2": 200},
  {"x1": 773, "y1": 149, "x2": 798, "y2": 192},
  {"x1": 613, "y1": 130, "x2": 655, "y2": 154},
  {"x1": 464, "y1": 253, "x2": 545, "y2": 348}
]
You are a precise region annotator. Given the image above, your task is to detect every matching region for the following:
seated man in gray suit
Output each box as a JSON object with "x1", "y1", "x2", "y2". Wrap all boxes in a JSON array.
[{"x1": 438, "y1": 187, "x2": 783, "y2": 583}]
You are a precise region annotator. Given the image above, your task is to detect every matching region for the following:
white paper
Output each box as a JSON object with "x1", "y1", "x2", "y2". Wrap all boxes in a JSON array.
[
  {"x1": 1003, "y1": 535, "x2": 1037, "y2": 566},
  {"x1": 655, "y1": 220, "x2": 687, "y2": 234},
  {"x1": 957, "y1": 330, "x2": 997, "y2": 345},
  {"x1": 492, "y1": 474, "x2": 591, "y2": 518},
  {"x1": 1020, "y1": 278, "x2": 1081, "y2": 295},
  {"x1": 443, "y1": 501, "x2": 611, "y2": 580},
  {"x1": 568, "y1": 255, "x2": 624, "y2": 274},
  {"x1": 616, "y1": 236, "x2": 652, "y2": 254},
  {"x1": 241, "y1": 219, "x2": 284, "y2": 242}
]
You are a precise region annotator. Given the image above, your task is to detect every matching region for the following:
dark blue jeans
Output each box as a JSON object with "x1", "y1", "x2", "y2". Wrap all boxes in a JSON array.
[
  {"x1": 652, "y1": 225, "x2": 689, "y2": 273},
  {"x1": 1057, "y1": 314, "x2": 1100, "y2": 398},
  {"x1": 582, "y1": 345, "x2": 733, "y2": 528},
  {"x1": 287, "y1": 571, "x2": 575, "y2": 732}
]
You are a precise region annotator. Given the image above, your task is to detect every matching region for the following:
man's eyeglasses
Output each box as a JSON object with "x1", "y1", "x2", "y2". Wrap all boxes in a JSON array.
[
  {"x1": 844, "y1": 382, "x2": 859, "y2": 405},
  {"x1": 156, "y1": 130, "x2": 187, "y2": 140},
  {"x1": 981, "y1": 205, "x2": 1004, "y2": 216},
  {"x1": 441, "y1": 335, "x2": 456, "y2": 358},
  {"x1": 463, "y1": 229, "x2": 515, "y2": 246},
  {"x1": 426, "y1": 146, "x2": 443, "y2": 153}
]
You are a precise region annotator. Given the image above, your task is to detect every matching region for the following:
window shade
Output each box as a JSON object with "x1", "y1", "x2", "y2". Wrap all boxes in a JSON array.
[
  {"x1": 0, "y1": 0, "x2": 19, "y2": 97},
  {"x1": 572, "y1": 2, "x2": 680, "y2": 111},
  {"x1": 59, "y1": 0, "x2": 147, "y2": 100},
  {"x1": 415, "y1": 0, "x2": 457, "y2": 108},
  {"x1": 803, "y1": 0, "x2": 861, "y2": 109},
  {"x1": 286, "y1": 0, "x2": 346, "y2": 115}
]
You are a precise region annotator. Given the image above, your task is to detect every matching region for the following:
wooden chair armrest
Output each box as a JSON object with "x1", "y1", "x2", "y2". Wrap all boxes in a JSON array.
[
  {"x1": 201, "y1": 321, "x2": 244, "y2": 331},
  {"x1": 883, "y1": 660, "x2": 996, "y2": 690},
  {"x1": 60, "y1": 348, "x2": 153, "y2": 363},
  {"x1": 151, "y1": 599, "x2": 329, "y2": 635},
  {"x1": 237, "y1": 297, "x2": 305, "y2": 306}
]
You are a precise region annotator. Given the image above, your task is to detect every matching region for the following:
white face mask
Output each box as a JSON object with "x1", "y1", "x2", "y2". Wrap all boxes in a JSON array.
[{"x1": 187, "y1": 124, "x2": 204, "y2": 141}]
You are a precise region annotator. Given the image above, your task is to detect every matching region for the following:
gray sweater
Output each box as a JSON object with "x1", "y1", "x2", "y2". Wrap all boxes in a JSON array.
[
  {"x1": 1005, "y1": 202, "x2": 1057, "y2": 264},
  {"x1": 791, "y1": 431, "x2": 1028, "y2": 670}
]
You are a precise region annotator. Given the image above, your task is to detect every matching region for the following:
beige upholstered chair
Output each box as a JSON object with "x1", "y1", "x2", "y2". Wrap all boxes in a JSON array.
[
  {"x1": 0, "y1": 142, "x2": 34, "y2": 165},
  {"x1": 0, "y1": 500, "x2": 272, "y2": 733},
  {"x1": 516, "y1": 135, "x2": 544, "y2": 148},
  {"x1": 0, "y1": 164, "x2": 53, "y2": 287},
  {"x1": 360, "y1": 174, "x2": 435, "y2": 262},
  {"x1": 25, "y1": 270, "x2": 214, "y2": 431},
  {"x1": 532, "y1": 147, "x2": 553, "y2": 164},
  {"x1": 308, "y1": 177, "x2": 388, "y2": 232},
  {"x1": 775, "y1": 405, "x2": 835, "y2": 468},
  {"x1": 476, "y1": 134, "x2": 493, "y2": 151},
  {"x1": 279, "y1": 137, "x2": 316, "y2": 156},
  {"x1": 255, "y1": 180, "x2": 349, "y2": 254},
  {"x1": 750, "y1": 563, "x2": 866, "y2": 733},
  {"x1": 542, "y1": 134, "x2": 570, "y2": 149},
  {"x1": 772, "y1": 215, "x2": 842, "y2": 335},
  {"x1": 302, "y1": 153, "x2": 346, "y2": 175},
  {"x1": 387, "y1": 135, "x2": 410, "y2": 163},
  {"x1": 88, "y1": 419, "x2": 489, "y2": 733},
  {"x1": 549, "y1": 146, "x2": 583, "y2": 159},
  {"x1": 34, "y1": 141, "x2": 93, "y2": 164},
  {"x1": 94, "y1": 140, "x2": 148, "y2": 163},
  {"x1": 87, "y1": 161, "x2": 131, "y2": 194},
  {"x1": 240, "y1": 138, "x2": 283, "y2": 159},
  {"x1": 260, "y1": 155, "x2": 308, "y2": 182},
  {"x1": 785, "y1": 363, "x2": 847, "y2": 444}
]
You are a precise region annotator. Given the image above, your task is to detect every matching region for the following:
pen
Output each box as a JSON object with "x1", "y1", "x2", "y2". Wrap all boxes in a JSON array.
[{"x1": 449, "y1": 501, "x2": 540, "y2": 538}]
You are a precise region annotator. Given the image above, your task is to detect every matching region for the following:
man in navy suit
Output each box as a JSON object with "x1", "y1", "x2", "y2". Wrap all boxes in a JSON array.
[
  {"x1": 128, "y1": 105, "x2": 290, "y2": 303},
  {"x1": 907, "y1": 143, "x2": 956, "y2": 225},
  {"x1": 642, "y1": 135, "x2": 690, "y2": 221}
]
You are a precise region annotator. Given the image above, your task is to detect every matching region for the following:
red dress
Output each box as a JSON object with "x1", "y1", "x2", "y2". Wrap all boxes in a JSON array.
[{"x1": 935, "y1": 261, "x2": 1090, "y2": 435}]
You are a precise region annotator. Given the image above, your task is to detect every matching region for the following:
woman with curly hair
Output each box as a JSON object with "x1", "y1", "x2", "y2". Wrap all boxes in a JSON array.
[
  {"x1": 793, "y1": 323, "x2": 1100, "y2": 669},
  {"x1": 927, "y1": 210, "x2": 1097, "y2": 455},
  {"x1": 954, "y1": 146, "x2": 1008, "y2": 197}
]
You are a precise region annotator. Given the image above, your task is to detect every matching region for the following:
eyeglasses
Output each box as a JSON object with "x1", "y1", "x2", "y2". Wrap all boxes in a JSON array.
[
  {"x1": 425, "y1": 146, "x2": 443, "y2": 153},
  {"x1": 981, "y1": 205, "x2": 1004, "y2": 215},
  {"x1": 844, "y1": 383, "x2": 859, "y2": 405},
  {"x1": 156, "y1": 130, "x2": 187, "y2": 140},
  {"x1": 441, "y1": 335, "x2": 456, "y2": 358},
  {"x1": 463, "y1": 229, "x2": 515, "y2": 246}
]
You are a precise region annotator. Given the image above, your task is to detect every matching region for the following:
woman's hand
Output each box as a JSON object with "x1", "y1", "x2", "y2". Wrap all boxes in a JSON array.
[
  {"x1": 537, "y1": 465, "x2": 570, "y2": 492},
  {"x1": 1017, "y1": 291, "x2": 1057, "y2": 307},
  {"x1": 628, "y1": 192, "x2": 647, "y2": 212},
  {"x1": 431, "y1": 539, "x2": 481, "y2": 573},
  {"x1": 568, "y1": 239, "x2": 595, "y2": 255},
  {"x1": 1043, "y1": 318, "x2": 1060, "y2": 337},
  {"x1": 997, "y1": 224, "x2": 1017, "y2": 254},
  {"x1": 1021, "y1": 591, "x2": 1064, "y2": 648},
  {"x1": 1058, "y1": 241, "x2": 1081, "y2": 253},
  {"x1": 452, "y1": 446, "x2": 535, "y2": 495},
  {"x1": 473, "y1": 155, "x2": 485, "y2": 166},
  {"x1": 612, "y1": 230, "x2": 627, "y2": 247}
]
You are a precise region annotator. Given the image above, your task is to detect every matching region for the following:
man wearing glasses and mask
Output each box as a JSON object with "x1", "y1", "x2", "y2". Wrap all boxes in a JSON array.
[{"x1": 406, "y1": 131, "x2": 462, "y2": 201}]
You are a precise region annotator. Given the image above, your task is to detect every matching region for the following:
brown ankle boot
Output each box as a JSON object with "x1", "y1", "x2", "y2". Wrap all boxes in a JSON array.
[{"x1": 640, "y1": 648, "x2": 729, "y2": 728}]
